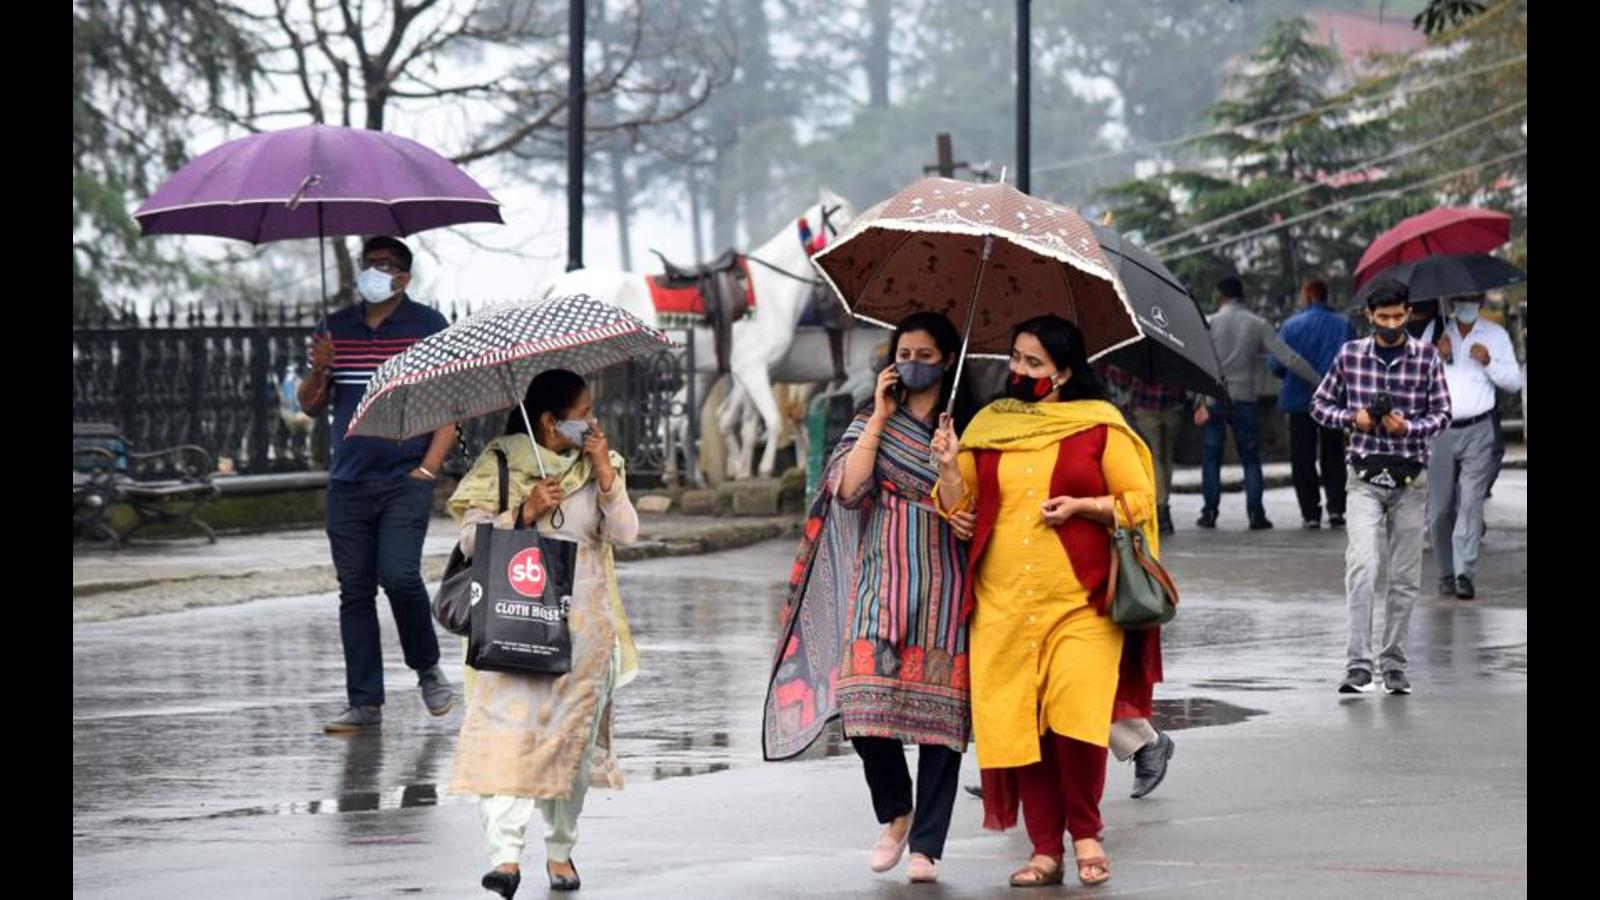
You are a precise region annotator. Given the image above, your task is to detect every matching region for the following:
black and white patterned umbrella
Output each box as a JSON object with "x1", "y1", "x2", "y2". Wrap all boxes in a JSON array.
[{"x1": 346, "y1": 293, "x2": 678, "y2": 441}]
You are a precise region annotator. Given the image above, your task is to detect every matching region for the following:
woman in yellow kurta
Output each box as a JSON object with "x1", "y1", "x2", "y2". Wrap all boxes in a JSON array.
[{"x1": 932, "y1": 315, "x2": 1160, "y2": 889}]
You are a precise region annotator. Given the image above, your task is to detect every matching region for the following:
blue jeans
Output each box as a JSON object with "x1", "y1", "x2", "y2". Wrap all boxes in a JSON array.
[
  {"x1": 326, "y1": 476, "x2": 441, "y2": 707},
  {"x1": 1201, "y1": 400, "x2": 1266, "y2": 521}
]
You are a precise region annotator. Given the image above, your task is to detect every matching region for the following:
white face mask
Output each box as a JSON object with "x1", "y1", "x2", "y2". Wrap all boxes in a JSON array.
[
  {"x1": 1452, "y1": 302, "x2": 1481, "y2": 324},
  {"x1": 554, "y1": 418, "x2": 591, "y2": 446},
  {"x1": 356, "y1": 268, "x2": 399, "y2": 304}
]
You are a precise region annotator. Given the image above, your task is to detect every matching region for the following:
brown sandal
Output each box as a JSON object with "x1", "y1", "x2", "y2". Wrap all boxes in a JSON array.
[
  {"x1": 1075, "y1": 855, "x2": 1111, "y2": 886},
  {"x1": 1008, "y1": 857, "x2": 1065, "y2": 888}
]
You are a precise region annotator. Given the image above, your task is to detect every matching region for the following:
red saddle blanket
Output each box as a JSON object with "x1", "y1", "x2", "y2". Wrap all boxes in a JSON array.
[{"x1": 647, "y1": 257, "x2": 756, "y2": 318}]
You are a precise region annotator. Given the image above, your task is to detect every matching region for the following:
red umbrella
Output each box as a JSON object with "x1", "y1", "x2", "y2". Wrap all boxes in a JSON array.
[{"x1": 1354, "y1": 207, "x2": 1510, "y2": 288}]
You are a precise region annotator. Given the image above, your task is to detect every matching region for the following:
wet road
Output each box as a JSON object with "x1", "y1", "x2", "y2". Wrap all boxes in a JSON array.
[{"x1": 73, "y1": 477, "x2": 1527, "y2": 897}]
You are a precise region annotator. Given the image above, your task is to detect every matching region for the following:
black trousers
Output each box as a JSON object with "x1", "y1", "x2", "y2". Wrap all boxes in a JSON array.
[
  {"x1": 852, "y1": 736, "x2": 963, "y2": 860},
  {"x1": 1288, "y1": 411, "x2": 1348, "y2": 521}
]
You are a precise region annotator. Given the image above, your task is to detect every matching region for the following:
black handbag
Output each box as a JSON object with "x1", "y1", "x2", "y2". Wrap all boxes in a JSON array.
[{"x1": 430, "y1": 449, "x2": 509, "y2": 638}]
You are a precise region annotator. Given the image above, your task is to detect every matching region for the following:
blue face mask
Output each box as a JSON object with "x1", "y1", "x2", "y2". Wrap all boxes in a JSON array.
[
  {"x1": 554, "y1": 418, "x2": 591, "y2": 446},
  {"x1": 355, "y1": 268, "x2": 399, "y2": 303},
  {"x1": 895, "y1": 360, "x2": 944, "y2": 392}
]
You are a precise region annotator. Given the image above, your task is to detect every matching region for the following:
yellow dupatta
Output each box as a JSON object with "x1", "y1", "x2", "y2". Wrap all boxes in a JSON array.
[{"x1": 960, "y1": 398, "x2": 1161, "y2": 554}]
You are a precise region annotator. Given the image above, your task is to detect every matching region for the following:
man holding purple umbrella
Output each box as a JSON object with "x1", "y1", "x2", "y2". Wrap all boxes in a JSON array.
[{"x1": 300, "y1": 237, "x2": 458, "y2": 733}]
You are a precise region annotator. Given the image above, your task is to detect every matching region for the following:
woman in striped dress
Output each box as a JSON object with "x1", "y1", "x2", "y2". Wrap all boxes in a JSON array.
[{"x1": 763, "y1": 312, "x2": 977, "y2": 884}]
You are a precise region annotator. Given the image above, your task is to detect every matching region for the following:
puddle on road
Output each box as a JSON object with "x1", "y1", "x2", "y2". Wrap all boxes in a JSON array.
[
  {"x1": 1188, "y1": 677, "x2": 1292, "y2": 693},
  {"x1": 1150, "y1": 697, "x2": 1268, "y2": 731},
  {"x1": 1476, "y1": 643, "x2": 1527, "y2": 675},
  {"x1": 102, "y1": 705, "x2": 1259, "y2": 824},
  {"x1": 109, "y1": 783, "x2": 456, "y2": 824}
]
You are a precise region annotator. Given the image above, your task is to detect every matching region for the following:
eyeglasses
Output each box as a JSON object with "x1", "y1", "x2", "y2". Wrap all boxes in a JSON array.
[{"x1": 359, "y1": 258, "x2": 405, "y2": 274}]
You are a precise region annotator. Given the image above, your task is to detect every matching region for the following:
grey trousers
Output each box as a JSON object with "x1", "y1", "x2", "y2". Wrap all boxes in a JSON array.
[
  {"x1": 1427, "y1": 419, "x2": 1497, "y2": 581},
  {"x1": 1345, "y1": 470, "x2": 1428, "y2": 674}
]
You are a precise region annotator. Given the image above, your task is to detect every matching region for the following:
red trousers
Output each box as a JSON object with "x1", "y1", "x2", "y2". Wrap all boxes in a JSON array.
[{"x1": 1016, "y1": 730, "x2": 1108, "y2": 857}]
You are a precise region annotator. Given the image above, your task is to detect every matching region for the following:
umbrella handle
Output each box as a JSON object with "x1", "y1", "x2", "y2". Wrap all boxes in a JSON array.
[
  {"x1": 517, "y1": 403, "x2": 549, "y2": 480},
  {"x1": 945, "y1": 234, "x2": 995, "y2": 418}
]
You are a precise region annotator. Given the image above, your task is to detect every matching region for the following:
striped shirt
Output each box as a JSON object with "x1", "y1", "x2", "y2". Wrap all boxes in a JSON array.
[
  {"x1": 314, "y1": 297, "x2": 449, "y2": 482},
  {"x1": 1310, "y1": 336, "x2": 1453, "y2": 465}
]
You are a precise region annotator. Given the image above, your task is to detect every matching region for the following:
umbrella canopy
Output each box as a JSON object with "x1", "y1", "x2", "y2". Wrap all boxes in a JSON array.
[
  {"x1": 1353, "y1": 253, "x2": 1526, "y2": 307},
  {"x1": 812, "y1": 178, "x2": 1140, "y2": 360},
  {"x1": 134, "y1": 123, "x2": 503, "y2": 242},
  {"x1": 346, "y1": 293, "x2": 678, "y2": 442},
  {"x1": 1089, "y1": 223, "x2": 1226, "y2": 397},
  {"x1": 1354, "y1": 207, "x2": 1510, "y2": 288}
]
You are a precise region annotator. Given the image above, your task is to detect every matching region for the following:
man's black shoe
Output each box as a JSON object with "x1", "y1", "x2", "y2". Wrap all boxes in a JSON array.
[
  {"x1": 1382, "y1": 670, "x2": 1412, "y2": 695},
  {"x1": 1302, "y1": 518, "x2": 1321, "y2": 530},
  {"x1": 1130, "y1": 732, "x2": 1175, "y2": 799},
  {"x1": 1196, "y1": 511, "x2": 1217, "y2": 529},
  {"x1": 1328, "y1": 514, "x2": 1346, "y2": 528},
  {"x1": 1337, "y1": 668, "x2": 1375, "y2": 694},
  {"x1": 1455, "y1": 575, "x2": 1476, "y2": 600},
  {"x1": 1248, "y1": 517, "x2": 1274, "y2": 531}
]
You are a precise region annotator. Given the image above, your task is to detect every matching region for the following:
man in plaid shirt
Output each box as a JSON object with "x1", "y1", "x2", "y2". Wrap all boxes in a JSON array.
[{"x1": 1311, "y1": 278, "x2": 1452, "y2": 696}]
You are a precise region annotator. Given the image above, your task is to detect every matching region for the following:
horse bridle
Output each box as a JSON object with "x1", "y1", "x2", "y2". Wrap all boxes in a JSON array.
[
  {"x1": 819, "y1": 202, "x2": 842, "y2": 241},
  {"x1": 744, "y1": 202, "x2": 845, "y2": 286}
]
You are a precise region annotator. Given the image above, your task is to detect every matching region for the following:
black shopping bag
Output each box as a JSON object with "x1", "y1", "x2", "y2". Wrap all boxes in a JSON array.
[{"x1": 466, "y1": 517, "x2": 578, "y2": 676}]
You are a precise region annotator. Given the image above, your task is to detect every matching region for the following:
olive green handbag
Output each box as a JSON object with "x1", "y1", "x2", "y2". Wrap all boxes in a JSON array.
[{"x1": 1107, "y1": 496, "x2": 1179, "y2": 630}]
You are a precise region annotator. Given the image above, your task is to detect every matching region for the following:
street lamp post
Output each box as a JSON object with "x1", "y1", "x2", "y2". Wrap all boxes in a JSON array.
[
  {"x1": 567, "y1": 0, "x2": 586, "y2": 272},
  {"x1": 1016, "y1": 0, "x2": 1030, "y2": 193}
]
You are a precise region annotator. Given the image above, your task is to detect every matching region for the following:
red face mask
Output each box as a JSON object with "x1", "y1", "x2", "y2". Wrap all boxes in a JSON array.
[{"x1": 1007, "y1": 371, "x2": 1058, "y2": 401}]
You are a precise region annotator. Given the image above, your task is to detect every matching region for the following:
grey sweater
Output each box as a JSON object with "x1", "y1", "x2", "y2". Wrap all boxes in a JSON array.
[{"x1": 1207, "y1": 302, "x2": 1322, "y2": 403}]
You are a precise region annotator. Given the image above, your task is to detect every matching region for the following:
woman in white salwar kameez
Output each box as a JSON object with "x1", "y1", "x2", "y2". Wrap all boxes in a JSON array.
[{"x1": 446, "y1": 369, "x2": 640, "y2": 897}]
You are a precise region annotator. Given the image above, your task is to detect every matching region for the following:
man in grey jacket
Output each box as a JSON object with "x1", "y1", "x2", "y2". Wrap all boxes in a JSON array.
[{"x1": 1196, "y1": 277, "x2": 1322, "y2": 530}]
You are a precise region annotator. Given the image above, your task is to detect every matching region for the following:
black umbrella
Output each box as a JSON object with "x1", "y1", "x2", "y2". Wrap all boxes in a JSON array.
[
  {"x1": 1091, "y1": 223, "x2": 1228, "y2": 397},
  {"x1": 1353, "y1": 252, "x2": 1526, "y2": 306}
]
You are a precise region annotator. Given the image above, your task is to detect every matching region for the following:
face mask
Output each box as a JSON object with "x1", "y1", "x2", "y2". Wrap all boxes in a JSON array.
[
  {"x1": 1006, "y1": 370, "x2": 1060, "y2": 402},
  {"x1": 1452, "y1": 303, "x2": 1481, "y2": 324},
  {"x1": 554, "y1": 418, "x2": 591, "y2": 446},
  {"x1": 356, "y1": 268, "x2": 399, "y2": 304},
  {"x1": 1374, "y1": 325, "x2": 1406, "y2": 345},
  {"x1": 1405, "y1": 319, "x2": 1432, "y2": 338},
  {"x1": 894, "y1": 360, "x2": 944, "y2": 392}
]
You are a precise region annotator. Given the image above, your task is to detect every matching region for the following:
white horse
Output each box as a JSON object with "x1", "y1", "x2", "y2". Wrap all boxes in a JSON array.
[
  {"x1": 539, "y1": 188, "x2": 858, "y2": 480},
  {"x1": 717, "y1": 325, "x2": 889, "y2": 479}
]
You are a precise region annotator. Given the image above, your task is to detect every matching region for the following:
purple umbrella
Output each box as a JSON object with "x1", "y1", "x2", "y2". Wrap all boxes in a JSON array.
[{"x1": 134, "y1": 123, "x2": 503, "y2": 307}]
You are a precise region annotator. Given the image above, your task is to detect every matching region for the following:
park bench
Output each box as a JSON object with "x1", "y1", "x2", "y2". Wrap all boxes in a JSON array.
[{"x1": 73, "y1": 423, "x2": 219, "y2": 549}]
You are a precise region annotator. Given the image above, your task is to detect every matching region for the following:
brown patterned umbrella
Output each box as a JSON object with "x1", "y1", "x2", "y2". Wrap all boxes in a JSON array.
[{"x1": 811, "y1": 177, "x2": 1141, "y2": 365}]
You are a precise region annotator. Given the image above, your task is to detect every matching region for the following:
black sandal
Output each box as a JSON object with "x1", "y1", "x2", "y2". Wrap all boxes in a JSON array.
[
  {"x1": 481, "y1": 867, "x2": 520, "y2": 898},
  {"x1": 548, "y1": 859, "x2": 581, "y2": 892}
]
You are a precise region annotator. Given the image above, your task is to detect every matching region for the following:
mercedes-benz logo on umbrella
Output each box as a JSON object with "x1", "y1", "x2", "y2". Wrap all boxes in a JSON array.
[{"x1": 1149, "y1": 305, "x2": 1169, "y2": 329}]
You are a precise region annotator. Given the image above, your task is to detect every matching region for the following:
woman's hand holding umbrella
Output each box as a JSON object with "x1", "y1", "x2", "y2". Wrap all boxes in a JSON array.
[
  {"x1": 931, "y1": 413, "x2": 965, "y2": 514},
  {"x1": 522, "y1": 480, "x2": 565, "y2": 521}
]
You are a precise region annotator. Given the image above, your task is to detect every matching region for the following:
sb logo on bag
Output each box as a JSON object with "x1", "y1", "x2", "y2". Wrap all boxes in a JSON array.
[{"x1": 507, "y1": 548, "x2": 547, "y2": 597}]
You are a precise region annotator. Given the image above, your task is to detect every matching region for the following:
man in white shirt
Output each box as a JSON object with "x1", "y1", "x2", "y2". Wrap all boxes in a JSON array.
[{"x1": 1428, "y1": 293, "x2": 1522, "y2": 600}]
